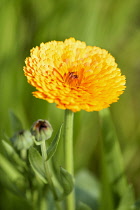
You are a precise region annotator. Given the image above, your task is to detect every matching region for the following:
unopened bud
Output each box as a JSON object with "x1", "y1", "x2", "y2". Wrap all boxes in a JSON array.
[
  {"x1": 11, "y1": 130, "x2": 34, "y2": 150},
  {"x1": 31, "y1": 119, "x2": 53, "y2": 142}
]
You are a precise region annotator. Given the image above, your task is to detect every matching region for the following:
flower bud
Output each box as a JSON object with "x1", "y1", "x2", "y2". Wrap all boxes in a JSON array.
[
  {"x1": 31, "y1": 119, "x2": 53, "y2": 142},
  {"x1": 11, "y1": 130, "x2": 34, "y2": 150}
]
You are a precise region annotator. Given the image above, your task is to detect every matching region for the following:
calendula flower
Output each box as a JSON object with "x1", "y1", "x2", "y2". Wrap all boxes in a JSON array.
[
  {"x1": 31, "y1": 119, "x2": 53, "y2": 142},
  {"x1": 11, "y1": 130, "x2": 34, "y2": 150},
  {"x1": 24, "y1": 38, "x2": 126, "y2": 112}
]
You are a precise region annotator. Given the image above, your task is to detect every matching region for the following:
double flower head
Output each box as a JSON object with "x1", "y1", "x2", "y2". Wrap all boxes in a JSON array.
[{"x1": 24, "y1": 38, "x2": 126, "y2": 112}]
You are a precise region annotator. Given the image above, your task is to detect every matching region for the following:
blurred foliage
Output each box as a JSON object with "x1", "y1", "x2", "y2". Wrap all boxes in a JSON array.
[{"x1": 0, "y1": 0, "x2": 140, "y2": 209}]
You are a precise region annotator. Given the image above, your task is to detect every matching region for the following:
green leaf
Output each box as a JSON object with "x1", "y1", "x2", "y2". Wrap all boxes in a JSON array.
[
  {"x1": 77, "y1": 202, "x2": 92, "y2": 210},
  {"x1": 75, "y1": 169, "x2": 100, "y2": 210},
  {"x1": 99, "y1": 108, "x2": 135, "y2": 209},
  {"x1": 9, "y1": 111, "x2": 23, "y2": 133},
  {"x1": 60, "y1": 167, "x2": 74, "y2": 196},
  {"x1": 0, "y1": 169, "x2": 26, "y2": 197},
  {"x1": 29, "y1": 147, "x2": 47, "y2": 183},
  {"x1": 2, "y1": 140, "x2": 26, "y2": 168},
  {"x1": 117, "y1": 185, "x2": 136, "y2": 210},
  {"x1": 47, "y1": 124, "x2": 63, "y2": 160},
  {"x1": 0, "y1": 154, "x2": 24, "y2": 180},
  {"x1": 99, "y1": 108, "x2": 128, "y2": 194}
]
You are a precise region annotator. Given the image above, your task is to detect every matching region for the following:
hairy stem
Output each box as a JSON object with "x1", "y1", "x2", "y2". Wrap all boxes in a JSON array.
[
  {"x1": 40, "y1": 140, "x2": 61, "y2": 210},
  {"x1": 64, "y1": 109, "x2": 75, "y2": 210}
]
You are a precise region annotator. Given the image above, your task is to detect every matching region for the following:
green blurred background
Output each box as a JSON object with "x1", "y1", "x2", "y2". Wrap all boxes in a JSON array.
[{"x1": 0, "y1": 0, "x2": 140, "y2": 209}]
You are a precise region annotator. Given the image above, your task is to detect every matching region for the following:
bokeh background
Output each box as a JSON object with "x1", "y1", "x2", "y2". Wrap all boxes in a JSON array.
[{"x1": 0, "y1": 0, "x2": 140, "y2": 209}]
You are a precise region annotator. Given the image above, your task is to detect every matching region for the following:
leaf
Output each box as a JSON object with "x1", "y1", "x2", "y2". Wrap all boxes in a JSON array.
[
  {"x1": 77, "y1": 202, "x2": 92, "y2": 210},
  {"x1": 0, "y1": 169, "x2": 25, "y2": 197},
  {"x1": 0, "y1": 153, "x2": 24, "y2": 180},
  {"x1": 99, "y1": 108, "x2": 135, "y2": 209},
  {"x1": 99, "y1": 108, "x2": 128, "y2": 194},
  {"x1": 2, "y1": 140, "x2": 26, "y2": 168},
  {"x1": 47, "y1": 124, "x2": 63, "y2": 160},
  {"x1": 59, "y1": 167, "x2": 74, "y2": 196},
  {"x1": 117, "y1": 185, "x2": 136, "y2": 210},
  {"x1": 29, "y1": 147, "x2": 47, "y2": 183},
  {"x1": 75, "y1": 169, "x2": 100, "y2": 210},
  {"x1": 9, "y1": 111, "x2": 23, "y2": 133}
]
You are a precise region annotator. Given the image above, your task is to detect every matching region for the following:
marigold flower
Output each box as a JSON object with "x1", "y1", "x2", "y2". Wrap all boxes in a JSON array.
[
  {"x1": 31, "y1": 119, "x2": 53, "y2": 142},
  {"x1": 11, "y1": 130, "x2": 34, "y2": 150},
  {"x1": 24, "y1": 38, "x2": 126, "y2": 112}
]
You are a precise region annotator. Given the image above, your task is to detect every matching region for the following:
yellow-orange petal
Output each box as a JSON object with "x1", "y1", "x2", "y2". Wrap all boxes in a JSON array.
[{"x1": 23, "y1": 37, "x2": 126, "y2": 112}]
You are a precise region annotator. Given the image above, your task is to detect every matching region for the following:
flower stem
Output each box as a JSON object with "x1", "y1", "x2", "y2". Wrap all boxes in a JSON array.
[
  {"x1": 40, "y1": 140, "x2": 61, "y2": 210},
  {"x1": 64, "y1": 109, "x2": 75, "y2": 210}
]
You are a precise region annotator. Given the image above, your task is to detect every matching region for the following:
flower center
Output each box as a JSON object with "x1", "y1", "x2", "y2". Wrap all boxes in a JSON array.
[
  {"x1": 64, "y1": 71, "x2": 81, "y2": 87},
  {"x1": 35, "y1": 120, "x2": 48, "y2": 131},
  {"x1": 69, "y1": 72, "x2": 78, "y2": 79}
]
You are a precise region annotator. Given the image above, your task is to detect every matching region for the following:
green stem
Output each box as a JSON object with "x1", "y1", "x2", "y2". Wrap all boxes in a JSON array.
[
  {"x1": 40, "y1": 141, "x2": 61, "y2": 210},
  {"x1": 64, "y1": 109, "x2": 75, "y2": 210}
]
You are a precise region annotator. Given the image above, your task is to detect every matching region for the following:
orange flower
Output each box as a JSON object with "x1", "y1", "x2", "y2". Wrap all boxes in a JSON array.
[{"x1": 24, "y1": 38, "x2": 126, "y2": 112}]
